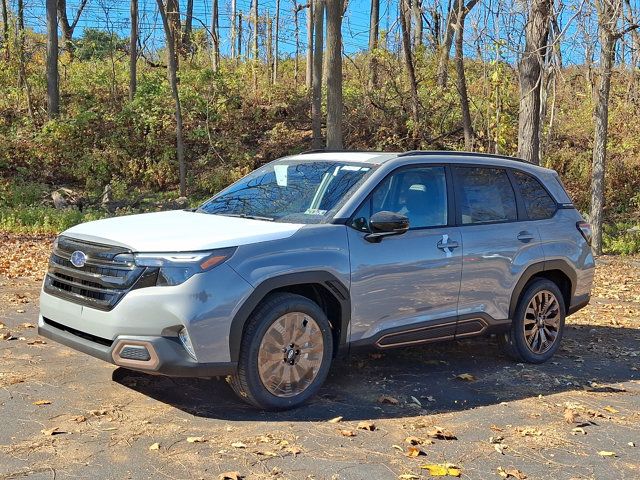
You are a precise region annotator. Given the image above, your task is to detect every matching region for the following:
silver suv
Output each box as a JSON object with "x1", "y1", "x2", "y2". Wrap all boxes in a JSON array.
[{"x1": 38, "y1": 151, "x2": 595, "y2": 410}]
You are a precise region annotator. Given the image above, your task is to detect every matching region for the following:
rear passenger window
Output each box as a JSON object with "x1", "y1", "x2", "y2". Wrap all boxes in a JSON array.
[
  {"x1": 513, "y1": 170, "x2": 557, "y2": 220},
  {"x1": 455, "y1": 167, "x2": 517, "y2": 224}
]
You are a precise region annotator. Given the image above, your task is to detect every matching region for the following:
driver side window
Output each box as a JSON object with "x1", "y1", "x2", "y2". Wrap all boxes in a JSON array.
[{"x1": 351, "y1": 166, "x2": 448, "y2": 232}]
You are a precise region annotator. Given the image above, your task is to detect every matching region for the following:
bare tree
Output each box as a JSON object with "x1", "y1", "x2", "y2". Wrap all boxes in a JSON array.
[
  {"x1": 267, "y1": 15, "x2": 273, "y2": 75},
  {"x1": 230, "y1": 0, "x2": 237, "y2": 59},
  {"x1": 517, "y1": 0, "x2": 552, "y2": 164},
  {"x1": 238, "y1": 12, "x2": 243, "y2": 58},
  {"x1": 413, "y1": 0, "x2": 423, "y2": 48},
  {"x1": 156, "y1": 0, "x2": 186, "y2": 196},
  {"x1": 454, "y1": 0, "x2": 479, "y2": 150},
  {"x1": 252, "y1": 0, "x2": 259, "y2": 60},
  {"x1": 436, "y1": 0, "x2": 456, "y2": 87},
  {"x1": 369, "y1": 0, "x2": 380, "y2": 87},
  {"x1": 129, "y1": 0, "x2": 138, "y2": 101},
  {"x1": 294, "y1": 2, "x2": 302, "y2": 83},
  {"x1": 311, "y1": 0, "x2": 325, "y2": 148},
  {"x1": 325, "y1": 0, "x2": 344, "y2": 149},
  {"x1": 182, "y1": 0, "x2": 194, "y2": 53},
  {"x1": 46, "y1": 0, "x2": 59, "y2": 118},
  {"x1": 306, "y1": 2, "x2": 313, "y2": 89},
  {"x1": 211, "y1": 0, "x2": 220, "y2": 71},
  {"x1": 57, "y1": 0, "x2": 88, "y2": 58},
  {"x1": 400, "y1": 0, "x2": 420, "y2": 134},
  {"x1": 1, "y1": 0, "x2": 8, "y2": 59},
  {"x1": 16, "y1": 0, "x2": 35, "y2": 121},
  {"x1": 273, "y1": 0, "x2": 280, "y2": 83},
  {"x1": 166, "y1": 0, "x2": 181, "y2": 64}
]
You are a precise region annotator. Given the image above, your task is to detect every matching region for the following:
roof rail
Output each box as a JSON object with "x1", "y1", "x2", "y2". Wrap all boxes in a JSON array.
[
  {"x1": 298, "y1": 149, "x2": 395, "y2": 155},
  {"x1": 397, "y1": 150, "x2": 532, "y2": 164}
]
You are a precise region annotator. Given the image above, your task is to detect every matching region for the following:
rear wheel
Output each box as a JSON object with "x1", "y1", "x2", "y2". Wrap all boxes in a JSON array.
[
  {"x1": 228, "y1": 293, "x2": 333, "y2": 410},
  {"x1": 501, "y1": 278, "x2": 566, "y2": 364}
]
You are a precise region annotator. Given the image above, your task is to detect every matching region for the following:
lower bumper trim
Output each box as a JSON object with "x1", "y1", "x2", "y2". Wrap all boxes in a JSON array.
[{"x1": 38, "y1": 318, "x2": 237, "y2": 378}]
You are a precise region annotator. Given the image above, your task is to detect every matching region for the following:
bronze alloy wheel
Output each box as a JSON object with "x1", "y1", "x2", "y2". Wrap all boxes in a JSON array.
[
  {"x1": 523, "y1": 290, "x2": 561, "y2": 355},
  {"x1": 257, "y1": 312, "x2": 324, "y2": 398}
]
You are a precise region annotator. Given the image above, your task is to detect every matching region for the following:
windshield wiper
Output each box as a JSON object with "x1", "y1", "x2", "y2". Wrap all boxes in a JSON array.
[{"x1": 220, "y1": 213, "x2": 275, "y2": 222}]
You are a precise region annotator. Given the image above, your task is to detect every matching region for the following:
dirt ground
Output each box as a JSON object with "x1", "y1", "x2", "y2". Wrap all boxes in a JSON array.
[{"x1": 0, "y1": 234, "x2": 638, "y2": 480}]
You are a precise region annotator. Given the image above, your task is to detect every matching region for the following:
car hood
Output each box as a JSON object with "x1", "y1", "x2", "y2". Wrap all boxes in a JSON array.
[{"x1": 62, "y1": 210, "x2": 304, "y2": 252}]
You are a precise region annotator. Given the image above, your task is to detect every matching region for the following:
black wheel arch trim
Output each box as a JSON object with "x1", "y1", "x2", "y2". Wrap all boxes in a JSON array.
[
  {"x1": 509, "y1": 260, "x2": 577, "y2": 319},
  {"x1": 228, "y1": 271, "x2": 351, "y2": 362}
]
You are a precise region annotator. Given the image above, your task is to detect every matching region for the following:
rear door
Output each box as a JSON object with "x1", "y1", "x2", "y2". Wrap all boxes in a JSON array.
[
  {"x1": 453, "y1": 166, "x2": 545, "y2": 335},
  {"x1": 347, "y1": 165, "x2": 463, "y2": 347}
]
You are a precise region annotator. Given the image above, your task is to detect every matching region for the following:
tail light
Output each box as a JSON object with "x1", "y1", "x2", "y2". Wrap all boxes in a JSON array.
[{"x1": 577, "y1": 221, "x2": 593, "y2": 245}]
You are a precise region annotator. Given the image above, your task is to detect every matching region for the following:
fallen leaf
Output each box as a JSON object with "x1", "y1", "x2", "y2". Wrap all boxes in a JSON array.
[
  {"x1": 494, "y1": 443, "x2": 508, "y2": 454},
  {"x1": 392, "y1": 444, "x2": 404, "y2": 452},
  {"x1": 256, "y1": 450, "x2": 278, "y2": 457},
  {"x1": 328, "y1": 416, "x2": 343, "y2": 423},
  {"x1": 571, "y1": 427, "x2": 587, "y2": 435},
  {"x1": 340, "y1": 429, "x2": 357, "y2": 437},
  {"x1": 603, "y1": 406, "x2": 619, "y2": 414},
  {"x1": 456, "y1": 373, "x2": 476, "y2": 381},
  {"x1": 357, "y1": 420, "x2": 376, "y2": 431},
  {"x1": 398, "y1": 474, "x2": 420, "y2": 480},
  {"x1": 378, "y1": 395, "x2": 399, "y2": 405},
  {"x1": 149, "y1": 443, "x2": 160, "y2": 451},
  {"x1": 219, "y1": 472, "x2": 244, "y2": 480},
  {"x1": 16, "y1": 309, "x2": 25, "y2": 314},
  {"x1": 231, "y1": 441, "x2": 247, "y2": 449},
  {"x1": 517, "y1": 427, "x2": 542, "y2": 437},
  {"x1": 187, "y1": 436, "x2": 206, "y2": 443},
  {"x1": 405, "y1": 446, "x2": 425, "y2": 457},
  {"x1": 420, "y1": 463, "x2": 461, "y2": 477},
  {"x1": 426, "y1": 426, "x2": 457, "y2": 440},
  {"x1": 285, "y1": 446, "x2": 302, "y2": 456},
  {"x1": 73, "y1": 415, "x2": 86, "y2": 423},
  {"x1": 89, "y1": 409, "x2": 108, "y2": 416},
  {"x1": 598, "y1": 451, "x2": 617, "y2": 457},
  {"x1": 41, "y1": 427, "x2": 64, "y2": 436},
  {"x1": 26, "y1": 339, "x2": 46, "y2": 345},
  {"x1": 497, "y1": 467, "x2": 527, "y2": 479},
  {"x1": 490, "y1": 425, "x2": 504, "y2": 432},
  {"x1": 19, "y1": 322, "x2": 34, "y2": 328},
  {"x1": 405, "y1": 436, "x2": 428, "y2": 445},
  {"x1": 564, "y1": 409, "x2": 579, "y2": 423},
  {"x1": 33, "y1": 400, "x2": 51, "y2": 406},
  {"x1": 628, "y1": 442, "x2": 636, "y2": 447},
  {"x1": 489, "y1": 436, "x2": 504, "y2": 444},
  {"x1": 0, "y1": 332, "x2": 15, "y2": 340}
]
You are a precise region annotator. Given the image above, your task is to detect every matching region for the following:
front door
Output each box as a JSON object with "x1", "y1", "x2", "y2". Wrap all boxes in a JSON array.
[{"x1": 347, "y1": 165, "x2": 463, "y2": 348}]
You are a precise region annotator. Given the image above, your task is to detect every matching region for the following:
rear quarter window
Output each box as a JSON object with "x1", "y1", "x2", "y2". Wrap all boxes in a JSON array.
[
  {"x1": 455, "y1": 167, "x2": 517, "y2": 224},
  {"x1": 513, "y1": 170, "x2": 557, "y2": 220}
]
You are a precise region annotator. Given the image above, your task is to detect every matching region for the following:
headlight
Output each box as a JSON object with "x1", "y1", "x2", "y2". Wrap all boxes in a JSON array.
[{"x1": 126, "y1": 247, "x2": 236, "y2": 286}]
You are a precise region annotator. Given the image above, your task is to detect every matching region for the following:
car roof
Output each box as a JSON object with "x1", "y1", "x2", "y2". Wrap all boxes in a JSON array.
[{"x1": 289, "y1": 150, "x2": 555, "y2": 175}]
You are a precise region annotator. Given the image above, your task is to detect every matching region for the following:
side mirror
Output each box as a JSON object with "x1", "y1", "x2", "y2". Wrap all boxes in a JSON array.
[{"x1": 365, "y1": 211, "x2": 410, "y2": 243}]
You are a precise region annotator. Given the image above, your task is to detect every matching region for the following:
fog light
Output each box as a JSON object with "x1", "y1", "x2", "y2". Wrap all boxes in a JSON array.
[{"x1": 179, "y1": 327, "x2": 197, "y2": 360}]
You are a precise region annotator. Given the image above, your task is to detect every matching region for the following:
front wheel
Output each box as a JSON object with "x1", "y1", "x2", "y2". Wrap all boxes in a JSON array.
[
  {"x1": 501, "y1": 278, "x2": 566, "y2": 364},
  {"x1": 228, "y1": 293, "x2": 333, "y2": 410}
]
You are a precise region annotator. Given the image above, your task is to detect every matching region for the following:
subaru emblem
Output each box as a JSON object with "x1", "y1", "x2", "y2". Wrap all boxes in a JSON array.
[{"x1": 70, "y1": 250, "x2": 87, "y2": 268}]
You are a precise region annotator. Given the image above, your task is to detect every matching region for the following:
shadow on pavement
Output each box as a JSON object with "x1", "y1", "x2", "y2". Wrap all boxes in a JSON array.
[{"x1": 112, "y1": 324, "x2": 639, "y2": 422}]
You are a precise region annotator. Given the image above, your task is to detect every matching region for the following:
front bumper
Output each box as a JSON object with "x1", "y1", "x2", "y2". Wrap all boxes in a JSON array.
[{"x1": 38, "y1": 315, "x2": 236, "y2": 377}]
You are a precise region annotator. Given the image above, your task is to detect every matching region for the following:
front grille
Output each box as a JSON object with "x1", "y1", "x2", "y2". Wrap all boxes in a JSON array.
[{"x1": 44, "y1": 236, "x2": 152, "y2": 311}]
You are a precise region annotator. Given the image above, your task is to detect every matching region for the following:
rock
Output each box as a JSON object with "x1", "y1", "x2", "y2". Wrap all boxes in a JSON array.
[{"x1": 51, "y1": 191, "x2": 68, "y2": 209}]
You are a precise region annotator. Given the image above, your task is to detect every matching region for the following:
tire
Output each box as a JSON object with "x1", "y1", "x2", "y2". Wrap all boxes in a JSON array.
[
  {"x1": 228, "y1": 292, "x2": 334, "y2": 410},
  {"x1": 500, "y1": 278, "x2": 566, "y2": 364}
]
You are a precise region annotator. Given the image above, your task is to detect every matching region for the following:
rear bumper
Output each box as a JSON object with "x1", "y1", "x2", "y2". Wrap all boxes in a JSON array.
[
  {"x1": 568, "y1": 293, "x2": 590, "y2": 315},
  {"x1": 38, "y1": 315, "x2": 236, "y2": 377}
]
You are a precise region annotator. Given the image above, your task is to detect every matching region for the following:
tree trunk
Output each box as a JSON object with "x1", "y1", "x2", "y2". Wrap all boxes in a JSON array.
[
  {"x1": 1, "y1": 0, "x2": 8, "y2": 60},
  {"x1": 325, "y1": 0, "x2": 343, "y2": 149},
  {"x1": 16, "y1": 0, "x2": 35, "y2": 121},
  {"x1": 156, "y1": 0, "x2": 186, "y2": 197},
  {"x1": 57, "y1": 0, "x2": 88, "y2": 59},
  {"x1": 46, "y1": 0, "x2": 59, "y2": 118},
  {"x1": 182, "y1": 0, "x2": 193, "y2": 53},
  {"x1": 590, "y1": 0, "x2": 620, "y2": 255},
  {"x1": 413, "y1": 0, "x2": 423, "y2": 49},
  {"x1": 230, "y1": 0, "x2": 237, "y2": 59},
  {"x1": 517, "y1": 0, "x2": 552, "y2": 164},
  {"x1": 267, "y1": 16, "x2": 273, "y2": 78},
  {"x1": 306, "y1": 2, "x2": 313, "y2": 89},
  {"x1": 436, "y1": 1, "x2": 456, "y2": 87},
  {"x1": 273, "y1": 0, "x2": 280, "y2": 83},
  {"x1": 129, "y1": 0, "x2": 138, "y2": 101},
  {"x1": 399, "y1": 0, "x2": 419, "y2": 135},
  {"x1": 294, "y1": 4, "x2": 301, "y2": 83},
  {"x1": 253, "y1": 0, "x2": 259, "y2": 60},
  {"x1": 369, "y1": 0, "x2": 380, "y2": 88},
  {"x1": 454, "y1": 0, "x2": 477, "y2": 150},
  {"x1": 238, "y1": 12, "x2": 243, "y2": 58},
  {"x1": 311, "y1": 0, "x2": 325, "y2": 149},
  {"x1": 211, "y1": 0, "x2": 220, "y2": 71},
  {"x1": 166, "y1": 0, "x2": 181, "y2": 65}
]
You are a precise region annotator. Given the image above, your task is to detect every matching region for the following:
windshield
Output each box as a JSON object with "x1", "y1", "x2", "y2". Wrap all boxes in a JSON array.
[{"x1": 198, "y1": 160, "x2": 373, "y2": 223}]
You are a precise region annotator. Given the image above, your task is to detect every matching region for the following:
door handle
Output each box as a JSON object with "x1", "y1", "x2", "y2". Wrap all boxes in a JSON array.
[
  {"x1": 437, "y1": 240, "x2": 459, "y2": 250},
  {"x1": 517, "y1": 231, "x2": 535, "y2": 242}
]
